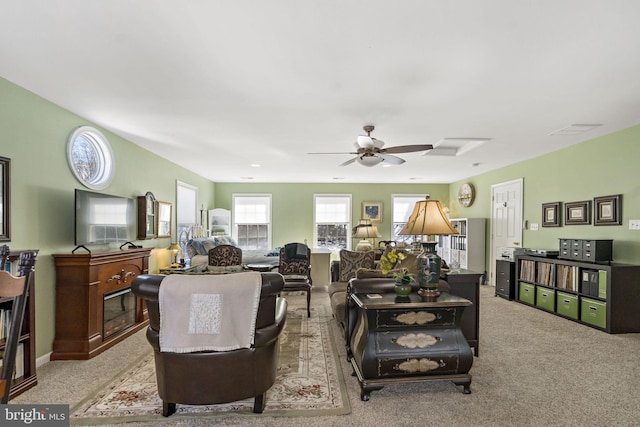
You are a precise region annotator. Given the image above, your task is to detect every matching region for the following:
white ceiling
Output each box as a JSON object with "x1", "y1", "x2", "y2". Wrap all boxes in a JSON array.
[{"x1": 2, "y1": 1, "x2": 640, "y2": 183}]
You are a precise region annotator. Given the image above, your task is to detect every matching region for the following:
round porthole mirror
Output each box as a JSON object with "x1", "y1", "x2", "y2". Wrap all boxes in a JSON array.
[{"x1": 66, "y1": 126, "x2": 114, "y2": 190}]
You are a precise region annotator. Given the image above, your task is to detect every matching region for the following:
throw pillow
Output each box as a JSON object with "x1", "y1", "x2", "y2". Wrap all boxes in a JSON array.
[
  {"x1": 398, "y1": 252, "x2": 419, "y2": 279},
  {"x1": 185, "y1": 239, "x2": 206, "y2": 258},
  {"x1": 338, "y1": 250, "x2": 375, "y2": 282}
]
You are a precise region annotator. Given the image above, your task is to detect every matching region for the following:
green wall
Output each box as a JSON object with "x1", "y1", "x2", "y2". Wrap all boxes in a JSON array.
[
  {"x1": 449, "y1": 124, "x2": 640, "y2": 273},
  {"x1": 213, "y1": 183, "x2": 450, "y2": 247},
  {"x1": 1, "y1": 77, "x2": 215, "y2": 359},
  {"x1": 4, "y1": 74, "x2": 640, "y2": 362}
]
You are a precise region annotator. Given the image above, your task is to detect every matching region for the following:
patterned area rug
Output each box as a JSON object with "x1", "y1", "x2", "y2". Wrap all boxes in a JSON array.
[{"x1": 70, "y1": 303, "x2": 349, "y2": 424}]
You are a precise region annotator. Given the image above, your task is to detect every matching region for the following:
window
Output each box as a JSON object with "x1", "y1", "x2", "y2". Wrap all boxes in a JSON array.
[
  {"x1": 66, "y1": 126, "x2": 114, "y2": 190},
  {"x1": 392, "y1": 195, "x2": 426, "y2": 244},
  {"x1": 314, "y1": 195, "x2": 351, "y2": 250},
  {"x1": 232, "y1": 194, "x2": 271, "y2": 250}
]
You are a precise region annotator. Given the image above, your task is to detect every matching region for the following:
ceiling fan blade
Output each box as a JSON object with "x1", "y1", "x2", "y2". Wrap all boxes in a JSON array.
[
  {"x1": 381, "y1": 144, "x2": 434, "y2": 154},
  {"x1": 308, "y1": 152, "x2": 357, "y2": 155},
  {"x1": 339, "y1": 157, "x2": 357, "y2": 166},
  {"x1": 379, "y1": 154, "x2": 405, "y2": 165}
]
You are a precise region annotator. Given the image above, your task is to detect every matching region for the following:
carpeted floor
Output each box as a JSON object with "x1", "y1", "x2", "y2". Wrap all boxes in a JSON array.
[
  {"x1": 68, "y1": 303, "x2": 349, "y2": 424},
  {"x1": 12, "y1": 284, "x2": 640, "y2": 426}
]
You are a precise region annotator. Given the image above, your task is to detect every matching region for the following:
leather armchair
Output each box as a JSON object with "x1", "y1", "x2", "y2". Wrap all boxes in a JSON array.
[{"x1": 131, "y1": 272, "x2": 287, "y2": 416}]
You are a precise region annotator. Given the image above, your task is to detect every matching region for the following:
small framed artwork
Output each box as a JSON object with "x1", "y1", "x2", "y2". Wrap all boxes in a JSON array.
[
  {"x1": 542, "y1": 202, "x2": 561, "y2": 227},
  {"x1": 362, "y1": 201, "x2": 383, "y2": 222},
  {"x1": 564, "y1": 200, "x2": 591, "y2": 225},
  {"x1": 594, "y1": 194, "x2": 622, "y2": 226}
]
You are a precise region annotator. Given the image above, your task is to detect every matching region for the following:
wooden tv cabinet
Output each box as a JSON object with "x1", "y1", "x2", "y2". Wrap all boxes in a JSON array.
[{"x1": 52, "y1": 248, "x2": 151, "y2": 360}]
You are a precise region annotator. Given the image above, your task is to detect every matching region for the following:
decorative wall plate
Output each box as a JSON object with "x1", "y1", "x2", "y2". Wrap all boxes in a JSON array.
[{"x1": 458, "y1": 183, "x2": 475, "y2": 207}]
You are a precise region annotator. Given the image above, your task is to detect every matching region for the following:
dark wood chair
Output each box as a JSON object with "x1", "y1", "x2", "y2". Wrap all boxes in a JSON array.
[
  {"x1": 0, "y1": 247, "x2": 36, "y2": 403},
  {"x1": 273, "y1": 243, "x2": 312, "y2": 317}
]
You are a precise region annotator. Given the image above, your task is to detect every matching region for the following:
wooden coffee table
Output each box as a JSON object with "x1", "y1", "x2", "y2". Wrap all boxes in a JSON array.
[{"x1": 349, "y1": 292, "x2": 474, "y2": 400}]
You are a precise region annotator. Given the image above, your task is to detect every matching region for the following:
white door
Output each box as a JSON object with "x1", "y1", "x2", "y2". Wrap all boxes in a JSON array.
[{"x1": 489, "y1": 179, "x2": 523, "y2": 286}]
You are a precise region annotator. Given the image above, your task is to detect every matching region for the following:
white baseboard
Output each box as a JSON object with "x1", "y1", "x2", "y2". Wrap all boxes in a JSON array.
[{"x1": 36, "y1": 352, "x2": 51, "y2": 368}]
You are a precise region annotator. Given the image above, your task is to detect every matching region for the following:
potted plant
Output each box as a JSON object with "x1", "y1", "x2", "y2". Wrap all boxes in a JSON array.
[{"x1": 392, "y1": 267, "x2": 414, "y2": 296}]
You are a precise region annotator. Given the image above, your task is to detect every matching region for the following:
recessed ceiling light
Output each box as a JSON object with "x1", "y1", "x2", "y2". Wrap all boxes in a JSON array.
[
  {"x1": 382, "y1": 164, "x2": 393, "y2": 168},
  {"x1": 332, "y1": 177, "x2": 345, "y2": 180},
  {"x1": 409, "y1": 177, "x2": 423, "y2": 180},
  {"x1": 250, "y1": 163, "x2": 261, "y2": 167}
]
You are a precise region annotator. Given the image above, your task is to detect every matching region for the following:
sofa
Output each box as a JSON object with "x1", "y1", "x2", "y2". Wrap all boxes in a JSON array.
[
  {"x1": 131, "y1": 271, "x2": 287, "y2": 415},
  {"x1": 185, "y1": 236, "x2": 280, "y2": 270},
  {"x1": 328, "y1": 248, "x2": 451, "y2": 338}
]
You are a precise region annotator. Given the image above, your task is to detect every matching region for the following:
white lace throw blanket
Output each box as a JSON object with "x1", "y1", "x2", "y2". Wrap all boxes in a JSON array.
[{"x1": 158, "y1": 272, "x2": 262, "y2": 353}]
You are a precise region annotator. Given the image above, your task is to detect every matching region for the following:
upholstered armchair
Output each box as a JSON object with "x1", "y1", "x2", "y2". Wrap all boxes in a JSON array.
[
  {"x1": 208, "y1": 244, "x2": 243, "y2": 266},
  {"x1": 272, "y1": 243, "x2": 312, "y2": 317},
  {"x1": 328, "y1": 249, "x2": 376, "y2": 327},
  {"x1": 131, "y1": 271, "x2": 287, "y2": 416}
]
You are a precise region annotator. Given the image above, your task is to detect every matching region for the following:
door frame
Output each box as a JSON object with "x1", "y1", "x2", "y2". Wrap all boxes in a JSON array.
[{"x1": 489, "y1": 178, "x2": 523, "y2": 286}]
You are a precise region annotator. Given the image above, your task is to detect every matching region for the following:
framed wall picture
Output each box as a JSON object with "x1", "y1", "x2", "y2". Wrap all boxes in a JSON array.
[
  {"x1": 542, "y1": 202, "x2": 561, "y2": 227},
  {"x1": 362, "y1": 201, "x2": 382, "y2": 222},
  {"x1": 564, "y1": 200, "x2": 591, "y2": 225},
  {"x1": 594, "y1": 194, "x2": 622, "y2": 226}
]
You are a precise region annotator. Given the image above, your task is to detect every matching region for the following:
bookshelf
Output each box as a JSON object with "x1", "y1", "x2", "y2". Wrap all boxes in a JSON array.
[
  {"x1": 438, "y1": 218, "x2": 486, "y2": 273},
  {"x1": 0, "y1": 249, "x2": 38, "y2": 400},
  {"x1": 515, "y1": 255, "x2": 640, "y2": 333}
]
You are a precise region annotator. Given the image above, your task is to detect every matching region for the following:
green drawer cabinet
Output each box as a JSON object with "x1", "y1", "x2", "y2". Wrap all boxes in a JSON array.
[
  {"x1": 581, "y1": 297, "x2": 607, "y2": 329},
  {"x1": 515, "y1": 255, "x2": 640, "y2": 334},
  {"x1": 556, "y1": 291, "x2": 578, "y2": 320},
  {"x1": 518, "y1": 282, "x2": 535, "y2": 305},
  {"x1": 535, "y1": 287, "x2": 555, "y2": 312}
]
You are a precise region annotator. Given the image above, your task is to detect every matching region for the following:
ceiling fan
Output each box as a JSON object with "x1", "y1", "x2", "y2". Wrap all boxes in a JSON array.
[{"x1": 309, "y1": 125, "x2": 433, "y2": 167}]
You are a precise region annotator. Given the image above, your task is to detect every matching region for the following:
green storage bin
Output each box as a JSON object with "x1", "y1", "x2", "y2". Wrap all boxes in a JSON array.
[
  {"x1": 581, "y1": 297, "x2": 607, "y2": 329},
  {"x1": 598, "y1": 270, "x2": 607, "y2": 299},
  {"x1": 519, "y1": 282, "x2": 535, "y2": 305},
  {"x1": 556, "y1": 291, "x2": 578, "y2": 320},
  {"x1": 535, "y1": 286, "x2": 555, "y2": 312}
]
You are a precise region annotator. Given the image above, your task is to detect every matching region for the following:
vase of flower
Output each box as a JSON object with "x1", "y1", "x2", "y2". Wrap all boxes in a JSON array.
[{"x1": 392, "y1": 268, "x2": 414, "y2": 296}]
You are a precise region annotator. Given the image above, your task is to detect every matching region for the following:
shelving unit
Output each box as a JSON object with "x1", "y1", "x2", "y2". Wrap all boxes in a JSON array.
[
  {"x1": 0, "y1": 249, "x2": 38, "y2": 400},
  {"x1": 438, "y1": 218, "x2": 486, "y2": 273},
  {"x1": 515, "y1": 255, "x2": 640, "y2": 333}
]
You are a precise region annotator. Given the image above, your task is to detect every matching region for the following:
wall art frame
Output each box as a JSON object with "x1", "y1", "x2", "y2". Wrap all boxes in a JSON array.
[
  {"x1": 0, "y1": 156, "x2": 10, "y2": 241},
  {"x1": 542, "y1": 202, "x2": 561, "y2": 227},
  {"x1": 362, "y1": 201, "x2": 382, "y2": 223},
  {"x1": 564, "y1": 200, "x2": 591, "y2": 225},
  {"x1": 594, "y1": 194, "x2": 622, "y2": 226}
]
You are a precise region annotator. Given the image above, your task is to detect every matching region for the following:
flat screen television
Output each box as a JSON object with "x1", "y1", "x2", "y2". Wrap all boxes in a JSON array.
[{"x1": 75, "y1": 189, "x2": 136, "y2": 246}]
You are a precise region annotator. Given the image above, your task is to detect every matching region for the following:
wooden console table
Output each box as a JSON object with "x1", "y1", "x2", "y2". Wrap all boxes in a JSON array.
[
  {"x1": 52, "y1": 248, "x2": 151, "y2": 360},
  {"x1": 349, "y1": 292, "x2": 474, "y2": 401}
]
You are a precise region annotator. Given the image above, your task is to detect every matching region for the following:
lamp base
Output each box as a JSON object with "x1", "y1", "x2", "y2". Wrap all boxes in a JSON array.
[
  {"x1": 418, "y1": 288, "x2": 441, "y2": 298},
  {"x1": 355, "y1": 239, "x2": 373, "y2": 252}
]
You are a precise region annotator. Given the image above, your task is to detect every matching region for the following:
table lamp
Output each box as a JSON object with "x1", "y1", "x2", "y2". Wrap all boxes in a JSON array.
[
  {"x1": 168, "y1": 242, "x2": 181, "y2": 266},
  {"x1": 399, "y1": 195, "x2": 458, "y2": 297},
  {"x1": 352, "y1": 219, "x2": 381, "y2": 252}
]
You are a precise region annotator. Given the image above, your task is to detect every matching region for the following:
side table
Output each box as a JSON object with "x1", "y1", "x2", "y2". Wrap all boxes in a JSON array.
[
  {"x1": 159, "y1": 264, "x2": 202, "y2": 274},
  {"x1": 349, "y1": 292, "x2": 474, "y2": 400}
]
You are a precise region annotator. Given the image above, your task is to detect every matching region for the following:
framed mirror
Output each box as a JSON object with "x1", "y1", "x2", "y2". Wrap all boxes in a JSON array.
[
  {"x1": 0, "y1": 156, "x2": 9, "y2": 241},
  {"x1": 156, "y1": 201, "x2": 173, "y2": 238}
]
